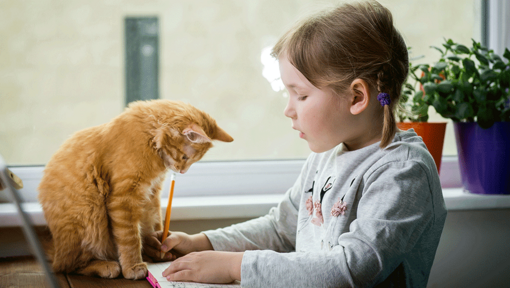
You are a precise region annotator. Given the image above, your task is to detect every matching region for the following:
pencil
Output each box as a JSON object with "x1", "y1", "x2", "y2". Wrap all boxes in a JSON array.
[{"x1": 160, "y1": 172, "x2": 176, "y2": 259}]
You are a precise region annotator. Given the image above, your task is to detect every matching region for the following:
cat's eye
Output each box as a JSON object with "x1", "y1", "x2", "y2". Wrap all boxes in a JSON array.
[{"x1": 182, "y1": 155, "x2": 188, "y2": 160}]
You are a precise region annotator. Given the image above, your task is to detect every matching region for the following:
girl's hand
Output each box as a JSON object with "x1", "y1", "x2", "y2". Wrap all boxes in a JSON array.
[
  {"x1": 160, "y1": 231, "x2": 195, "y2": 256},
  {"x1": 161, "y1": 232, "x2": 214, "y2": 256},
  {"x1": 162, "y1": 251, "x2": 243, "y2": 284},
  {"x1": 144, "y1": 231, "x2": 214, "y2": 261},
  {"x1": 142, "y1": 231, "x2": 178, "y2": 262}
]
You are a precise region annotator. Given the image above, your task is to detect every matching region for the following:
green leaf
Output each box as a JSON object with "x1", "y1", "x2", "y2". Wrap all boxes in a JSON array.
[
  {"x1": 480, "y1": 69, "x2": 498, "y2": 82},
  {"x1": 419, "y1": 64, "x2": 430, "y2": 72},
  {"x1": 453, "y1": 89, "x2": 465, "y2": 102},
  {"x1": 434, "y1": 62, "x2": 448, "y2": 71},
  {"x1": 474, "y1": 51, "x2": 489, "y2": 66},
  {"x1": 493, "y1": 61, "x2": 507, "y2": 70},
  {"x1": 473, "y1": 89, "x2": 486, "y2": 103},
  {"x1": 437, "y1": 80, "x2": 454, "y2": 93},
  {"x1": 504, "y1": 48, "x2": 510, "y2": 61},
  {"x1": 471, "y1": 39, "x2": 481, "y2": 50},
  {"x1": 455, "y1": 44, "x2": 470, "y2": 54},
  {"x1": 462, "y1": 58, "x2": 477, "y2": 75},
  {"x1": 413, "y1": 90, "x2": 424, "y2": 102},
  {"x1": 430, "y1": 46, "x2": 444, "y2": 55},
  {"x1": 419, "y1": 115, "x2": 429, "y2": 122},
  {"x1": 432, "y1": 94, "x2": 448, "y2": 114},
  {"x1": 447, "y1": 54, "x2": 462, "y2": 62},
  {"x1": 500, "y1": 70, "x2": 510, "y2": 87},
  {"x1": 455, "y1": 102, "x2": 474, "y2": 119},
  {"x1": 423, "y1": 82, "x2": 437, "y2": 95},
  {"x1": 423, "y1": 91, "x2": 433, "y2": 103},
  {"x1": 477, "y1": 104, "x2": 496, "y2": 129},
  {"x1": 451, "y1": 65, "x2": 461, "y2": 75},
  {"x1": 431, "y1": 74, "x2": 444, "y2": 81},
  {"x1": 489, "y1": 53, "x2": 502, "y2": 62},
  {"x1": 410, "y1": 65, "x2": 420, "y2": 73},
  {"x1": 459, "y1": 71, "x2": 469, "y2": 83}
]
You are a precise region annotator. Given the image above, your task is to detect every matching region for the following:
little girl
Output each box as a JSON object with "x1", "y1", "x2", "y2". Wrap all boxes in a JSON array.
[{"x1": 144, "y1": 1, "x2": 447, "y2": 287}]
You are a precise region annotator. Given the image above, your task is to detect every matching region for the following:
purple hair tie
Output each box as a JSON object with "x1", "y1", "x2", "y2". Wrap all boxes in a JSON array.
[{"x1": 377, "y1": 93, "x2": 391, "y2": 106}]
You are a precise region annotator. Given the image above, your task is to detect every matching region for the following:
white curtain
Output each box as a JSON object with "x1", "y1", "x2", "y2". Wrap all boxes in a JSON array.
[{"x1": 488, "y1": 0, "x2": 510, "y2": 56}]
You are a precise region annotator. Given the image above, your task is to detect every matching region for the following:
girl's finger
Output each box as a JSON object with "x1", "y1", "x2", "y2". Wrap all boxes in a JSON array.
[
  {"x1": 145, "y1": 245, "x2": 175, "y2": 261},
  {"x1": 164, "y1": 252, "x2": 176, "y2": 260},
  {"x1": 162, "y1": 258, "x2": 189, "y2": 276},
  {"x1": 166, "y1": 269, "x2": 194, "y2": 282},
  {"x1": 144, "y1": 245, "x2": 161, "y2": 259},
  {"x1": 161, "y1": 233, "x2": 180, "y2": 252},
  {"x1": 145, "y1": 232, "x2": 163, "y2": 248},
  {"x1": 142, "y1": 254, "x2": 152, "y2": 262}
]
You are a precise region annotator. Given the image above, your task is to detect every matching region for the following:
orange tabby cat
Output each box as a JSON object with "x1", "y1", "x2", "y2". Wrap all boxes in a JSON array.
[{"x1": 38, "y1": 99, "x2": 233, "y2": 279}]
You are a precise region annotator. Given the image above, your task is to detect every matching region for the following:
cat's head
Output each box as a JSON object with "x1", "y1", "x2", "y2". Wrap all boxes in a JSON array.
[
  {"x1": 136, "y1": 100, "x2": 233, "y2": 174},
  {"x1": 156, "y1": 122, "x2": 232, "y2": 174}
]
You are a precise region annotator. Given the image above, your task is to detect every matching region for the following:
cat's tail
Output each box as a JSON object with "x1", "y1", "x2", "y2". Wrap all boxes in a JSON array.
[{"x1": 36, "y1": 226, "x2": 55, "y2": 264}]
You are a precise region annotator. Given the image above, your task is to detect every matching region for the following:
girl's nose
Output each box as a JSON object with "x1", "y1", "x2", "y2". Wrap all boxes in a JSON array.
[{"x1": 284, "y1": 99, "x2": 296, "y2": 119}]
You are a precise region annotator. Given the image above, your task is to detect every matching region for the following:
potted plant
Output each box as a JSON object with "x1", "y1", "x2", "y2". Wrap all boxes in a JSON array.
[
  {"x1": 397, "y1": 52, "x2": 447, "y2": 174},
  {"x1": 417, "y1": 38, "x2": 510, "y2": 194}
]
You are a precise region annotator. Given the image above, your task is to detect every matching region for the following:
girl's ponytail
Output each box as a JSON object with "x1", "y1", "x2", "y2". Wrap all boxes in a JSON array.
[
  {"x1": 381, "y1": 101, "x2": 397, "y2": 148},
  {"x1": 377, "y1": 65, "x2": 398, "y2": 148}
]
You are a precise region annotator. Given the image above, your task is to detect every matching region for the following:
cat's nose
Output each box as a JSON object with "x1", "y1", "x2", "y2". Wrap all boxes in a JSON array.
[{"x1": 180, "y1": 168, "x2": 188, "y2": 174}]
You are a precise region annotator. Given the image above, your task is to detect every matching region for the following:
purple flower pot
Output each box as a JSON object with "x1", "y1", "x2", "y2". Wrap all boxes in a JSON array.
[{"x1": 453, "y1": 122, "x2": 510, "y2": 194}]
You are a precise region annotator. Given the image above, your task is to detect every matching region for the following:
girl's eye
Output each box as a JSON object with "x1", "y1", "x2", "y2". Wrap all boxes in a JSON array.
[
  {"x1": 298, "y1": 96, "x2": 308, "y2": 101},
  {"x1": 182, "y1": 155, "x2": 188, "y2": 160}
]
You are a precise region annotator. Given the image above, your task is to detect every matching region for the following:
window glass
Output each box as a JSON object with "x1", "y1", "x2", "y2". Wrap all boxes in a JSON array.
[{"x1": 0, "y1": 0, "x2": 480, "y2": 165}]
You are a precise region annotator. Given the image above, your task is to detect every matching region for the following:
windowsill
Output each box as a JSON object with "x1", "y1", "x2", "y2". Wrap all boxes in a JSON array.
[
  {"x1": 2, "y1": 188, "x2": 510, "y2": 227},
  {"x1": 1, "y1": 157, "x2": 509, "y2": 228}
]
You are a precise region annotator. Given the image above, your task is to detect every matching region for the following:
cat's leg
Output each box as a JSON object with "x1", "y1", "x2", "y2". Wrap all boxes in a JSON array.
[
  {"x1": 107, "y1": 189, "x2": 148, "y2": 280},
  {"x1": 76, "y1": 260, "x2": 121, "y2": 278},
  {"x1": 50, "y1": 225, "x2": 86, "y2": 273},
  {"x1": 149, "y1": 178, "x2": 164, "y2": 231}
]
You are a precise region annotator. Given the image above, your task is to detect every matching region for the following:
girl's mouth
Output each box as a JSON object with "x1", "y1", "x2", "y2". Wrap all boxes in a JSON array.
[{"x1": 299, "y1": 132, "x2": 305, "y2": 138}]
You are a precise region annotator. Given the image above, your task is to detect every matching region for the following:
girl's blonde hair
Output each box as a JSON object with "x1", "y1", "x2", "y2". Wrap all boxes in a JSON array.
[{"x1": 272, "y1": 1, "x2": 408, "y2": 148}]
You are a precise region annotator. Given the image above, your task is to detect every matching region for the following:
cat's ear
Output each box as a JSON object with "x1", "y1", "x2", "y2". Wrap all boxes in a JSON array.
[
  {"x1": 182, "y1": 123, "x2": 212, "y2": 143},
  {"x1": 213, "y1": 126, "x2": 233, "y2": 142}
]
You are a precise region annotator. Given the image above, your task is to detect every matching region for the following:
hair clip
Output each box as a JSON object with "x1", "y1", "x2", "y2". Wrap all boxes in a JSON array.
[{"x1": 377, "y1": 93, "x2": 391, "y2": 106}]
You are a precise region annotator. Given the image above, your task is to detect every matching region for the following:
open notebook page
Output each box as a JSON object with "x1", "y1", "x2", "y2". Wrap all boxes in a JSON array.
[{"x1": 147, "y1": 262, "x2": 240, "y2": 288}]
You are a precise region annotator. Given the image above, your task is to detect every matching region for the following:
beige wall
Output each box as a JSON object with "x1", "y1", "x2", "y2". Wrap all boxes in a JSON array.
[{"x1": 0, "y1": 0, "x2": 479, "y2": 165}]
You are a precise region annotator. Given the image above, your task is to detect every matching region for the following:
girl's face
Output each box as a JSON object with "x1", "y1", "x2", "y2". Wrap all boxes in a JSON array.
[{"x1": 280, "y1": 55, "x2": 355, "y2": 153}]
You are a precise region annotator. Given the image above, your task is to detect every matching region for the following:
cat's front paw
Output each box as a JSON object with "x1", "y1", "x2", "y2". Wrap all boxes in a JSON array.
[
  {"x1": 122, "y1": 262, "x2": 148, "y2": 280},
  {"x1": 98, "y1": 261, "x2": 121, "y2": 278}
]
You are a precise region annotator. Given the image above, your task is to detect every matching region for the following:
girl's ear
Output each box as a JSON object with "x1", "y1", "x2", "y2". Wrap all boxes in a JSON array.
[
  {"x1": 182, "y1": 123, "x2": 212, "y2": 143},
  {"x1": 349, "y1": 78, "x2": 371, "y2": 115}
]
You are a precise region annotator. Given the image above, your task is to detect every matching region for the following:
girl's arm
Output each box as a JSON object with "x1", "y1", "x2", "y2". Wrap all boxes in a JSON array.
[
  {"x1": 202, "y1": 186, "x2": 301, "y2": 252},
  {"x1": 199, "y1": 155, "x2": 313, "y2": 253}
]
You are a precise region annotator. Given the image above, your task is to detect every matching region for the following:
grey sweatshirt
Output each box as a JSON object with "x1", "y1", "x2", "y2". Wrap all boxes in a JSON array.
[{"x1": 204, "y1": 130, "x2": 447, "y2": 287}]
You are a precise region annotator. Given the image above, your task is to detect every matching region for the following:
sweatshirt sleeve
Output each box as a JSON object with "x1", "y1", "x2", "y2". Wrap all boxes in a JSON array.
[
  {"x1": 202, "y1": 159, "x2": 309, "y2": 253},
  {"x1": 239, "y1": 160, "x2": 439, "y2": 288}
]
